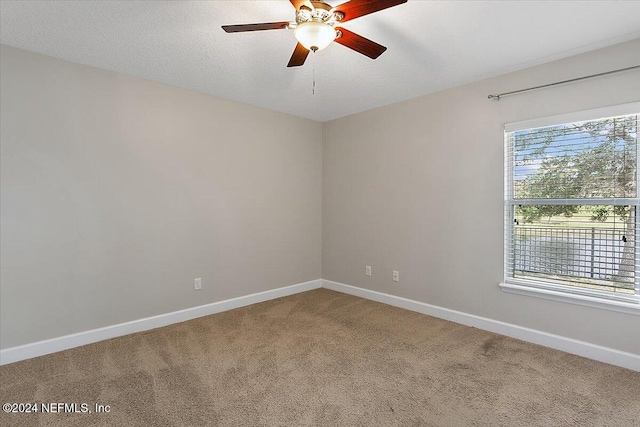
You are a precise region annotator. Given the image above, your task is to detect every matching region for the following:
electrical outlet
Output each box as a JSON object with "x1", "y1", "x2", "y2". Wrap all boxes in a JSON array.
[
  {"x1": 365, "y1": 266, "x2": 372, "y2": 276},
  {"x1": 392, "y1": 271, "x2": 399, "y2": 282},
  {"x1": 194, "y1": 277, "x2": 202, "y2": 290}
]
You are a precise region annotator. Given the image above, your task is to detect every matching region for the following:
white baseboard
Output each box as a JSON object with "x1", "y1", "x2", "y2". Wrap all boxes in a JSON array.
[
  {"x1": 4, "y1": 278, "x2": 638, "y2": 372},
  {"x1": 0, "y1": 279, "x2": 322, "y2": 366},
  {"x1": 322, "y1": 279, "x2": 640, "y2": 372}
]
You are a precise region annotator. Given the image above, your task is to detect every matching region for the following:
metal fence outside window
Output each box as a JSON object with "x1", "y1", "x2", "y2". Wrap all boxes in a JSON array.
[{"x1": 513, "y1": 226, "x2": 634, "y2": 292}]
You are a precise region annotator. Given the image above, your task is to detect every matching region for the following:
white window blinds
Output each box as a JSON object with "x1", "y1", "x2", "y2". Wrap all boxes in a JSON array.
[{"x1": 505, "y1": 104, "x2": 640, "y2": 299}]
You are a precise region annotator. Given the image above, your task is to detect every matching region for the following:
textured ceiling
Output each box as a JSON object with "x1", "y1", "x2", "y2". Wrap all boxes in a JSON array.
[{"x1": 1, "y1": 1, "x2": 639, "y2": 121}]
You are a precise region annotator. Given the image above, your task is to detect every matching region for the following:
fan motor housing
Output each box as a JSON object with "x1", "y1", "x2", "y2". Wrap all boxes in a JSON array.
[{"x1": 296, "y1": 1, "x2": 343, "y2": 25}]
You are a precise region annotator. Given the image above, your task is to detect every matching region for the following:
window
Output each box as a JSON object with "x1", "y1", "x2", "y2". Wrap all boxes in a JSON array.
[{"x1": 503, "y1": 103, "x2": 640, "y2": 311}]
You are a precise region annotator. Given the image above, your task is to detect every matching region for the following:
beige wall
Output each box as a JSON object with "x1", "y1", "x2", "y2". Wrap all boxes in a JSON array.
[
  {"x1": 0, "y1": 45, "x2": 322, "y2": 349},
  {"x1": 3, "y1": 39, "x2": 639, "y2": 355},
  {"x1": 322, "y1": 39, "x2": 640, "y2": 355}
]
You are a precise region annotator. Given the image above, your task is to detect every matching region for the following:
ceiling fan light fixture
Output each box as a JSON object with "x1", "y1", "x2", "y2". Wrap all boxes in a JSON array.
[{"x1": 294, "y1": 21, "x2": 336, "y2": 52}]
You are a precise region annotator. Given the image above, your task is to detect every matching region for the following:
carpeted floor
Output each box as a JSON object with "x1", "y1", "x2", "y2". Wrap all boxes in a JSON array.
[{"x1": 1, "y1": 288, "x2": 639, "y2": 426}]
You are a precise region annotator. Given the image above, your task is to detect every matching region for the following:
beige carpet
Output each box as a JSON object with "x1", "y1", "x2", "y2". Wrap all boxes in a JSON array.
[{"x1": 1, "y1": 288, "x2": 638, "y2": 426}]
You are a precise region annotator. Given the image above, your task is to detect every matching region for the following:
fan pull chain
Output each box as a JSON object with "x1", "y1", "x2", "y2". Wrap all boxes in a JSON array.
[{"x1": 312, "y1": 52, "x2": 316, "y2": 95}]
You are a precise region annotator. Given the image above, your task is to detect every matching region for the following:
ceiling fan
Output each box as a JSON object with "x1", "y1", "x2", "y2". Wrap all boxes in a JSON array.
[{"x1": 222, "y1": 0, "x2": 407, "y2": 67}]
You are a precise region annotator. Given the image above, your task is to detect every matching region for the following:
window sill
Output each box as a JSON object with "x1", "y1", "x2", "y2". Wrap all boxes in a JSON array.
[{"x1": 499, "y1": 282, "x2": 640, "y2": 316}]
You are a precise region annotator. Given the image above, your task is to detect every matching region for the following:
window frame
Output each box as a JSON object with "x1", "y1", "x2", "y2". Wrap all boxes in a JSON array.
[{"x1": 501, "y1": 102, "x2": 640, "y2": 315}]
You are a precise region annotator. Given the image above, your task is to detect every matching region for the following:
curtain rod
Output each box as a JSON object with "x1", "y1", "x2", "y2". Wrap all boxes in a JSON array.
[{"x1": 488, "y1": 65, "x2": 640, "y2": 100}]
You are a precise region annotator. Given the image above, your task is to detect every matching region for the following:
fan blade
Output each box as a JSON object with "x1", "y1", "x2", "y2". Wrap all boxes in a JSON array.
[
  {"x1": 222, "y1": 22, "x2": 290, "y2": 33},
  {"x1": 335, "y1": 27, "x2": 387, "y2": 59},
  {"x1": 334, "y1": 0, "x2": 407, "y2": 23},
  {"x1": 290, "y1": 0, "x2": 314, "y2": 10},
  {"x1": 287, "y1": 43, "x2": 310, "y2": 67}
]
